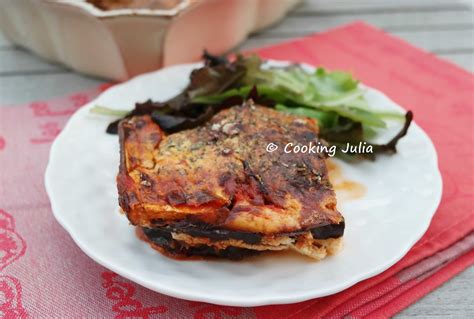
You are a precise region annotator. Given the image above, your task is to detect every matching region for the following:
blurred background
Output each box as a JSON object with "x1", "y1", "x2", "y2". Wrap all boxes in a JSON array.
[{"x1": 0, "y1": 0, "x2": 472, "y2": 105}]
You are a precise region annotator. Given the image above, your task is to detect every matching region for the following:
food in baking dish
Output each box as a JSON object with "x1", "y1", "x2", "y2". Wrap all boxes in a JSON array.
[{"x1": 86, "y1": 0, "x2": 182, "y2": 10}]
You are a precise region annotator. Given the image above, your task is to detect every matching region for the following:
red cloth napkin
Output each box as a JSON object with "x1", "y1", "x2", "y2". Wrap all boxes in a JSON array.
[{"x1": 0, "y1": 22, "x2": 472, "y2": 318}]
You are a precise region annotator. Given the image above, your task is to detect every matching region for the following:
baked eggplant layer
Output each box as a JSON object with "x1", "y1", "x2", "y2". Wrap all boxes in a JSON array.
[
  {"x1": 148, "y1": 219, "x2": 345, "y2": 242},
  {"x1": 141, "y1": 226, "x2": 343, "y2": 260}
]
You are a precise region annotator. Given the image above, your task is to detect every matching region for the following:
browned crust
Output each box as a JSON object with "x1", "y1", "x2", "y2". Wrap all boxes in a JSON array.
[{"x1": 117, "y1": 102, "x2": 344, "y2": 235}]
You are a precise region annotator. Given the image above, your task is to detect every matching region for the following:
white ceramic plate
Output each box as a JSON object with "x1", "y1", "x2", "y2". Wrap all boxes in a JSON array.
[{"x1": 45, "y1": 61, "x2": 442, "y2": 306}]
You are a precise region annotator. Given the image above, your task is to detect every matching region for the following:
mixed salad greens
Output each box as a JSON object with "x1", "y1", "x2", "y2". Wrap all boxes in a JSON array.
[{"x1": 92, "y1": 52, "x2": 413, "y2": 160}]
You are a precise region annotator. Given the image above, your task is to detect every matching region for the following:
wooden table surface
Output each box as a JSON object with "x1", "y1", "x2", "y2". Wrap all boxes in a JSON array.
[{"x1": 0, "y1": 0, "x2": 472, "y2": 317}]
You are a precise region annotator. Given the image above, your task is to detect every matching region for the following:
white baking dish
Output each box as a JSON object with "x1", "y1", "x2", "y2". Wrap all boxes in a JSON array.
[{"x1": 0, "y1": 0, "x2": 300, "y2": 80}]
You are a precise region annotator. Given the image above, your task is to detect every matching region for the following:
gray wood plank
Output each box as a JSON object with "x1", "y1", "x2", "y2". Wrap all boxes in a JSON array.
[
  {"x1": 265, "y1": 10, "x2": 474, "y2": 35},
  {"x1": 295, "y1": 0, "x2": 472, "y2": 13},
  {"x1": 243, "y1": 29, "x2": 474, "y2": 55},
  {"x1": 0, "y1": 48, "x2": 65, "y2": 75},
  {"x1": 397, "y1": 266, "x2": 474, "y2": 318},
  {"x1": 437, "y1": 53, "x2": 474, "y2": 72},
  {"x1": 238, "y1": 37, "x2": 291, "y2": 51},
  {"x1": 0, "y1": 32, "x2": 12, "y2": 48},
  {"x1": 395, "y1": 29, "x2": 474, "y2": 52},
  {"x1": 0, "y1": 73, "x2": 103, "y2": 105}
]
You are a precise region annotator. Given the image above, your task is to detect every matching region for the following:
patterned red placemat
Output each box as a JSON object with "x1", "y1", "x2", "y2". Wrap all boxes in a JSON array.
[{"x1": 0, "y1": 22, "x2": 472, "y2": 318}]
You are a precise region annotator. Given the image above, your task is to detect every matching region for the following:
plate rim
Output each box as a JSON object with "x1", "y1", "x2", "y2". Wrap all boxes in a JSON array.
[{"x1": 45, "y1": 61, "x2": 443, "y2": 306}]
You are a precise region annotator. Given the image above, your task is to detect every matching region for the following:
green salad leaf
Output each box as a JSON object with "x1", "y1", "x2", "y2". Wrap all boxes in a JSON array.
[
  {"x1": 193, "y1": 55, "x2": 404, "y2": 132},
  {"x1": 92, "y1": 52, "x2": 412, "y2": 161}
]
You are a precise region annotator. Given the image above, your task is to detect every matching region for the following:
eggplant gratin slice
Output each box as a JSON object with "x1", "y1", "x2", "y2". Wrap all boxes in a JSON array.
[{"x1": 117, "y1": 100, "x2": 345, "y2": 260}]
